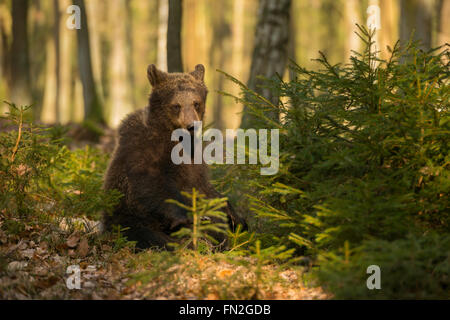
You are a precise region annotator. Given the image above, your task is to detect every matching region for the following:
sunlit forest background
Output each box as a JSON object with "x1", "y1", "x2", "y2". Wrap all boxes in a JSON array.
[{"x1": 1, "y1": 0, "x2": 449, "y2": 129}]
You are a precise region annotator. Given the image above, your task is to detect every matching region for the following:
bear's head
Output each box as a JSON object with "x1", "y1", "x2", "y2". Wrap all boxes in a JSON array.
[{"x1": 147, "y1": 64, "x2": 208, "y2": 132}]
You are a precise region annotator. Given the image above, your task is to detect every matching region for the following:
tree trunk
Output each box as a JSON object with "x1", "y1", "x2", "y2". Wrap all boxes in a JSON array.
[
  {"x1": 108, "y1": 0, "x2": 133, "y2": 127},
  {"x1": 97, "y1": 0, "x2": 110, "y2": 103},
  {"x1": 85, "y1": 0, "x2": 105, "y2": 106},
  {"x1": 59, "y1": 0, "x2": 74, "y2": 124},
  {"x1": 30, "y1": 0, "x2": 52, "y2": 120},
  {"x1": 41, "y1": 23, "x2": 57, "y2": 124},
  {"x1": 231, "y1": 0, "x2": 245, "y2": 78},
  {"x1": 73, "y1": 0, "x2": 104, "y2": 123},
  {"x1": 400, "y1": 0, "x2": 434, "y2": 50},
  {"x1": 437, "y1": 0, "x2": 450, "y2": 46},
  {"x1": 240, "y1": 0, "x2": 291, "y2": 129},
  {"x1": 209, "y1": 0, "x2": 231, "y2": 130},
  {"x1": 368, "y1": 0, "x2": 381, "y2": 63},
  {"x1": 54, "y1": 0, "x2": 61, "y2": 123},
  {"x1": 288, "y1": 2, "x2": 297, "y2": 80},
  {"x1": 379, "y1": 0, "x2": 399, "y2": 59},
  {"x1": 41, "y1": 0, "x2": 64, "y2": 124},
  {"x1": 0, "y1": 1, "x2": 8, "y2": 99},
  {"x1": 125, "y1": 0, "x2": 136, "y2": 108},
  {"x1": 157, "y1": 0, "x2": 168, "y2": 71},
  {"x1": 10, "y1": 0, "x2": 31, "y2": 107},
  {"x1": 167, "y1": 0, "x2": 183, "y2": 73},
  {"x1": 345, "y1": 0, "x2": 360, "y2": 61}
]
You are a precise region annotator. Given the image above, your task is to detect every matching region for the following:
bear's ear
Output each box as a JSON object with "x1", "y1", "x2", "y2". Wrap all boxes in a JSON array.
[
  {"x1": 147, "y1": 64, "x2": 168, "y2": 86},
  {"x1": 190, "y1": 64, "x2": 205, "y2": 82}
]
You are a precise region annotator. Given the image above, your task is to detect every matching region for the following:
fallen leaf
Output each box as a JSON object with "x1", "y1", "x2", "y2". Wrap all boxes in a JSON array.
[
  {"x1": 39, "y1": 241, "x2": 49, "y2": 251},
  {"x1": 6, "y1": 240, "x2": 23, "y2": 255},
  {"x1": 217, "y1": 269, "x2": 233, "y2": 279},
  {"x1": 66, "y1": 232, "x2": 80, "y2": 248},
  {"x1": 21, "y1": 248, "x2": 35, "y2": 259},
  {"x1": 34, "y1": 276, "x2": 59, "y2": 290},
  {"x1": 86, "y1": 265, "x2": 96, "y2": 273},
  {"x1": 121, "y1": 283, "x2": 138, "y2": 295},
  {"x1": 16, "y1": 164, "x2": 31, "y2": 176},
  {"x1": 7, "y1": 261, "x2": 28, "y2": 272},
  {"x1": 77, "y1": 238, "x2": 89, "y2": 257},
  {"x1": 91, "y1": 292, "x2": 102, "y2": 300},
  {"x1": 18, "y1": 241, "x2": 28, "y2": 250},
  {"x1": 102, "y1": 245, "x2": 112, "y2": 252},
  {"x1": 33, "y1": 266, "x2": 48, "y2": 276},
  {"x1": 206, "y1": 293, "x2": 219, "y2": 300}
]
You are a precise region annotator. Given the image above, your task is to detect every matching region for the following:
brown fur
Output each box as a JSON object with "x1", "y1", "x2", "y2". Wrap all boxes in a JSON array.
[{"x1": 103, "y1": 64, "x2": 246, "y2": 249}]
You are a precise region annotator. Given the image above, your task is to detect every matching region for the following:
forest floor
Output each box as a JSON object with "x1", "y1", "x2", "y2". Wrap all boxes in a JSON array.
[
  {"x1": 0, "y1": 213, "x2": 329, "y2": 299},
  {"x1": 0, "y1": 123, "x2": 328, "y2": 300}
]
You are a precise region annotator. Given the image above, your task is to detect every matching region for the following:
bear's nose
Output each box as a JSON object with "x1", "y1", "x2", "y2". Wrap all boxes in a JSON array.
[{"x1": 187, "y1": 124, "x2": 195, "y2": 133}]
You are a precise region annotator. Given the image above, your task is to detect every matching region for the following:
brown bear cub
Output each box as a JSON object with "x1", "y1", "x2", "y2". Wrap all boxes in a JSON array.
[{"x1": 103, "y1": 64, "x2": 246, "y2": 249}]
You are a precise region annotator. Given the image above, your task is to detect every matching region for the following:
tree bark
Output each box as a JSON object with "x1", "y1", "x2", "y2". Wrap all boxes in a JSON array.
[
  {"x1": 54, "y1": 0, "x2": 61, "y2": 123},
  {"x1": 379, "y1": 0, "x2": 399, "y2": 59},
  {"x1": 10, "y1": 0, "x2": 31, "y2": 106},
  {"x1": 41, "y1": 24, "x2": 57, "y2": 124},
  {"x1": 288, "y1": 2, "x2": 297, "y2": 81},
  {"x1": 124, "y1": 0, "x2": 136, "y2": 108},
  {"x1": 231, "y1": 0, "x2": 245, "y2": 78},
  {"x1": 437, "y1": 0, "x2": 450, "y2": 46},
  {"x1": 240, "y1": 0, "x2": 291, "y2": 129},
  {"x1": 400, "y1": 0, "x2": 434, "y2": 50},
  {"x1": 209, "y1": 0, "x2": 231, "y2": 130},
  {"x1": 345, "y1": 0, "x2": 360, "y2": 61},
  {"x1": 108, "y1": 0, "x2": 133, "y2": 127},
  {"x1": 157, "y1": 0, "x2": 168, "y2": 71},
  {"x1": 0, "y1": 1, "x2": 8, "y2": 95},
  {"x1": 73, "y1": 0, "x2": 104, "y2": 123},
  {"x1": 167, "y1": 0, "x2": 183, "y2": 73},
  {"x1": 59, "y1": 0, "x2": 74, "y2": 124}
]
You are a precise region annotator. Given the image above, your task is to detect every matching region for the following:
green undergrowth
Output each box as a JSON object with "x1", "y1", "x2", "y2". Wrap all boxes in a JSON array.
[
  {"x1": 215, "y1": 26, "x2": 449, "y2": 299},
  {"x1": 0, "y1": 101, "x2": 324, "y2": 300}
]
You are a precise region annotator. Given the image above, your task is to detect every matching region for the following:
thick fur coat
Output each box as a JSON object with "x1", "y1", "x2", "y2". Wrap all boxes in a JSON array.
[{"x1": 103, "y1": 64, "x2": 246, "y2": 249}]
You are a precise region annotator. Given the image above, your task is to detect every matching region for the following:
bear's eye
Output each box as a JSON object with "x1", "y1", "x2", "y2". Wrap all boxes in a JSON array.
[
  {"x1": 172, "y1": 104, "x2": 181, "y2": 112},
  {"x1": 194, "y1": 102, "x2": 200, "y2": 110}
]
